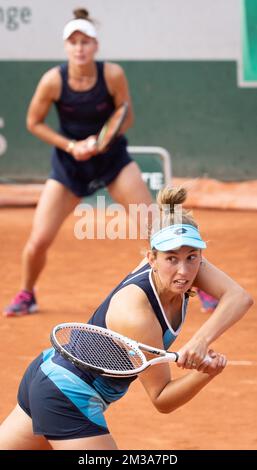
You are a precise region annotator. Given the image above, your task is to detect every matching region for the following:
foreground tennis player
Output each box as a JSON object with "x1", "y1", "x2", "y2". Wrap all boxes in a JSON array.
[{"x1": 0, "y1": 187, "x2": 253, "y2": 450}]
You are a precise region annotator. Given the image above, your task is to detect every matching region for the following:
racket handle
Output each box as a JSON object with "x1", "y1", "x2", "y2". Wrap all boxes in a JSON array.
[
  {"x1": 176, "y1": 353, "x2": 212, "y2": 365},
  {"x1": 87, "y1": 136, "x2": 97, "y2": 150},
  {"x1": 202, "y1": 355, "x2": 212, "y2": 365}
]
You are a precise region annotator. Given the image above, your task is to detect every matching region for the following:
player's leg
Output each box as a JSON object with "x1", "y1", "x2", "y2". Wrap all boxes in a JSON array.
[
  {"x1": 49, "y1": 433, "x2": 118, "y2": 450},
  {"x1": 22, "y1": 179, "x2": 80, "y2": 289},
  {"x1": 107, "y1": 161, "x2": 153, "y2": 238},
  {"x1": 0, "y1": 404, "x2": 51, "y2": 450},
  {"x1": 108, "y1": 161, "x2": 152, "y2": 207},
  {"x1": 3, "y1": 179, "x2": 80, "y2": 316}
]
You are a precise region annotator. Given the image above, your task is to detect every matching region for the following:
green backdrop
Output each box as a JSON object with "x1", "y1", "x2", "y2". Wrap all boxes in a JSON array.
[
  {"x1": 0, "y1": 60, "x2": 257, "y2": 182},
  {"x1": 242, "y1": 0, "x2": 257, "y2": 81}
]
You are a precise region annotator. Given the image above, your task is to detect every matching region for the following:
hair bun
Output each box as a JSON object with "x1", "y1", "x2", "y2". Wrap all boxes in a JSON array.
[
  {"x1": 157, "y1": 187, "x2": 187, "y2": 212},
  {"x1": 150, "y1": 186, "x2": 197, "y2": 233},
  {"x1": 73, "y1": 8, "x2": 90, "y2": 20}
]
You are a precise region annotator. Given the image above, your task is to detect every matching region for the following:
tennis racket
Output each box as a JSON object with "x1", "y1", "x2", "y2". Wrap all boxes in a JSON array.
[
  {"x1": 50, "y1": 322, "x2": 180, "y2": 378},
  {"x1": 93, "y1": 102, "x2": 128, "y2": 153}
]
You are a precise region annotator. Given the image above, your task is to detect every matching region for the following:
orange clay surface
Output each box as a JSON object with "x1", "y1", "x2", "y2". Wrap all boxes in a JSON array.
[
  {"x1": 0, "y1": 207, "x2": 257, "y2": 450},
  {"x1": 1, "y1": 178, "x2": 257, "y2": 210}
]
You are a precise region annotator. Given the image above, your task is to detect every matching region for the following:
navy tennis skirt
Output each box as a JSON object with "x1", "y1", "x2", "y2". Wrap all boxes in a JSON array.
[
  {"x1": 50, "y1": 137, "x2": 132, "y2": 197},
  {"x1": 18, "y1": 348, "x2": 109, "y2": 440}
]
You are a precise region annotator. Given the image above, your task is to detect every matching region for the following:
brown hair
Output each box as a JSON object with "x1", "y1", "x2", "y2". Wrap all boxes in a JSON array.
[
  {"x1": 73, "y1": 8, "x2": 94, "y2": 23},
  {"x1": 155, "y1": 186, "x2": 197, "y2": 230},
  {"x1": 149, "y1": 186, "x2": 198, "y2": 241}
]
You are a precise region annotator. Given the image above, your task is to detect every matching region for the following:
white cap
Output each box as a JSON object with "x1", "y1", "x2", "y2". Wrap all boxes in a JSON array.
[{"x1": 63, "y1": 19, "x2": 97, "y2": 40}]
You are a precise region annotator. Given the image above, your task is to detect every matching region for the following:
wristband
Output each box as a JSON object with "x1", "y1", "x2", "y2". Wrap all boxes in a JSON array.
[{"x1": 66, "y1": 140, "x2": 76, "y2": 154}]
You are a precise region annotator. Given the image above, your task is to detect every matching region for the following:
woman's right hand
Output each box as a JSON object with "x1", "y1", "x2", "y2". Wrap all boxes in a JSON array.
[
  {"x1": 71, "y1": 136, "x2": 98, "y2": 161},
  {"x1": 197, "y1": 349, "x2": 227, "y2": 377}
]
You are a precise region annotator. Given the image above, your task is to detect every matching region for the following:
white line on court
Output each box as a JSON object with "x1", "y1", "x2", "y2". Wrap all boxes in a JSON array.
[{"x1": 228, "y1": 360, "x2": 256, "y2": 366}]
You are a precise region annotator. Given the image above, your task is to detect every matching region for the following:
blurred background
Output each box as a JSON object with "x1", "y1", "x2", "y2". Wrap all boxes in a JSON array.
[{"x1": 0, "y1": 0, "x2": 257, "y2": 184}]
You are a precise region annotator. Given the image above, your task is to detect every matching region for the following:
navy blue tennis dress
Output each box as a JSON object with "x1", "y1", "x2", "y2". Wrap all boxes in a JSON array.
[
  {"x1": 49, "y1": 62, "x2": 132, "y2": 197},
  {"x1": 18, "y1": 264, "x2": 189, "y2": 440}
]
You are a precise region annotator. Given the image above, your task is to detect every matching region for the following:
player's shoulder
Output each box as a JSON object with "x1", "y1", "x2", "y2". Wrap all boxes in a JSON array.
[
  {"x1": 104, "y1": 62, "x2": 125, "y2": 79},
  {"x1": 107, "y1": 286, "x2": 162, "y2": 345},
  {"x1": 39, "y1": 66, "x2": 61, "y2": 86},
  {"x1": 113, "y1": 283, "x2": 149, "y2": 305},
  {"x1": 37, "y1": 66, "x2": 62, "y2": 98}
]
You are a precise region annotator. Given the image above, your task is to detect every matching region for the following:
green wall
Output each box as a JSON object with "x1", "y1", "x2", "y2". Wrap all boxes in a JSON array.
[
  {"x1": 242, "y1": 0, "x2": 257, "y2": 81},
  {"x1": 0, "y1": 60, "x2": 257, "y2": 182}
]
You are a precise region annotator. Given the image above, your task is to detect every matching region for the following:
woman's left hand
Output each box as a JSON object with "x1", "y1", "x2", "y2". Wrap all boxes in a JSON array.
[
  {"x1": 72, "y1": 136, "x2": 98, "y2": 161},
  {"x1": 177, "y1": 336, "x2": 209, "y2": 369},
  {"x1": 197, "y1": 349, "x2": 227, "y2": 376}
]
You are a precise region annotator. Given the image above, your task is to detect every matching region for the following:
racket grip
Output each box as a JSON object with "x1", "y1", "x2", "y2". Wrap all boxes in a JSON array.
[
  {"x1": 202, "y1": 355, "x2": 212, "y2": 365},
  {"x1": 87, "y1": 136, "x2": 97, "y2": 150},
  {"x1": 176, "y1": 353, "x2": 212, "y2": 364}
]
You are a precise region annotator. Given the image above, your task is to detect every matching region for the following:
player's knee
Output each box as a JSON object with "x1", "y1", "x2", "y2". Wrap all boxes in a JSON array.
[{"x1": 25, "y1": 235, "x2": 52, "y2": 254}]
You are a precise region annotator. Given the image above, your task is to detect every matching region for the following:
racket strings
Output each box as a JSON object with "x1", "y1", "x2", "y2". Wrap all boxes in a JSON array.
[{"x1": 56, "y1": 327, "x2": 144, "y2": 372}]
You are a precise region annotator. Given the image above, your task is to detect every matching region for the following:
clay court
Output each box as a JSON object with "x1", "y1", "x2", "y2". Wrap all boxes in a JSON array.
[{"x1": 0, "y1": 204, "x2": 256, "y2": 450}]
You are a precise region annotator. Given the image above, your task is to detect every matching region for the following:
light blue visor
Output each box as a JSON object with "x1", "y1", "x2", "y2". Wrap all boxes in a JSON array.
[{"x1": 150, "y1": 224, "x2": 206, "y2": 251}]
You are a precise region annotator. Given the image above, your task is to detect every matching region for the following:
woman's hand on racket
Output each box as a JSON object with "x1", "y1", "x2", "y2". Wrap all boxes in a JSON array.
[
  {"x1": 71, "y1": 136, "x2": 98, "y2": 161},
  {"x1": 197, "y1": 349, "x2": 227, "y2": 376},
  {"x1": 176, "y1": 336, "x2": 209, "y2": 370}
]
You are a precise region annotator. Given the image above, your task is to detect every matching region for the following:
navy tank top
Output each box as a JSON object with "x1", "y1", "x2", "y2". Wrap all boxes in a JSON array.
[
  {"x1": 51, "y1": 263, "x2": 189, "y2": 404},
  {"x1": 55, "y1": 62, "x2": 117, "y2": 140}
]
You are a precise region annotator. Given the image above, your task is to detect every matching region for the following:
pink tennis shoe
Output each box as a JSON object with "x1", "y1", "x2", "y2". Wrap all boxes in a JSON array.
[{"x1": 3, "y1": 290, "x2": 38, "y2": 317}]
